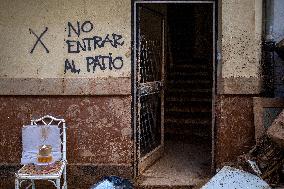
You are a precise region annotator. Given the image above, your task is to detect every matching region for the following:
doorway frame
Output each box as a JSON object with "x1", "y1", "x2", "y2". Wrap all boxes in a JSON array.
[{"x1": 132, "y1": 0, "x2": 217, "y2": 178}]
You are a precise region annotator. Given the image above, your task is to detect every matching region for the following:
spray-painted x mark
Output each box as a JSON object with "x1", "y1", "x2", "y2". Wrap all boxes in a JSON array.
[{"x1": 29, "y1": 27, "x2": 49, "y2": 53}]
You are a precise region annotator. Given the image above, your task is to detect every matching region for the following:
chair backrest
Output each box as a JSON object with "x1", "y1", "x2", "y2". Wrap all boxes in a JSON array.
[{"x1": 30, "y1": 115, "x2": 67, "y2": 162}]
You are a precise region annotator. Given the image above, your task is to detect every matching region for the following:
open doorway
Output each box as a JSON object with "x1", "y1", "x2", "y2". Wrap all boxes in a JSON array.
[{"x1": 133, "y1": 1, "x2": 216, "y2": 187}]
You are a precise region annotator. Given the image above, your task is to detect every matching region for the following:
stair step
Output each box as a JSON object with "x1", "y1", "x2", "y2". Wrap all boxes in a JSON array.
[
  {"x1": 170, "y1": 70, "x2": 209, "y2": 75},
  {"x1": 165, "y1": 125, "x2": 211, "y2": 137},
  {"x1": 165, "y1": 111, "x2": 211, "y2": 119},
  {"x1": 166, "y1": 96, "x2": 212, "y2": 102},
  {"x1": 166, "y1": 93, "x2": 212, "y2": 99},
  {"x1": 171, "y1": 88, "x2": 211, "y2": 92},
  {"x1": 173, "y1": 63, "x2": 210, "y2": 69},
  {"x1": 168, "y1": 73, "x2": 211, "y2": 80},
  {"x1": 168, "y1": 80, "x2": 211, "y2": 84},
  {"x1": 165, "y1": 106, "x2": 212, "y2": 113},
  {"x1": 167, "y1": 83, "x2": 211, "y2": 90},
  {"x1": 167, "y1": 82, "x2": 211, "y2": 90},
  {"x1": 170, "y1": 57, "x2": 211, "y2": 63},
  {"x1": 170, "y1": 68, "x2": 212, "y2": 75},
  {"x1": 165, "y1": 118, "x2": 211, "y2": 125},
  {"x1": 166, "y1": 89, "x2": 212, "y2": 98}
]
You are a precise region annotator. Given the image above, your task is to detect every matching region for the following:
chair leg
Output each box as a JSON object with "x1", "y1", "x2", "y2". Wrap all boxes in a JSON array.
[
  {"x1": 15, "y1": 178, "x2": 19, "y2": 189},
  {"x1": 31, "y1": 180, "x2": 35, "y2": 189},
  {"x1": 56, "y1": 179, "x2": 60, "y2": 189},
  {"x1": 63, "y1": 166, "x2": 67, "y2": 189}
]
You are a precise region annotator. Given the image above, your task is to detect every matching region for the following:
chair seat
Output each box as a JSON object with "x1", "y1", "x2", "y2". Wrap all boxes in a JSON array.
[
  {"x1": 17, "y1": 161, "x2": 65, "y2": 179},
  {"x1": 15, "y1": 115, "x2": 67, "y2": 189}
]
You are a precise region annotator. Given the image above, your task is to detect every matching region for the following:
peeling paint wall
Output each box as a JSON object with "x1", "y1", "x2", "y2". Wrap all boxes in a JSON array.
[
  {"x1": 219, "y1": 0, "x2": 263, "y2": 94},
  {"x1": 215, "y1": 0, "x2": 263, "y2": 168},
  {"x1": 215, "y1": 95, "x2": 255, "y2": 167}
]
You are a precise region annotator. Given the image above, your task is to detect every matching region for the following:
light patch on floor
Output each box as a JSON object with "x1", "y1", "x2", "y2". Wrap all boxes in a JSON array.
[{"x1": 139, "y1": 138, "x2": 212, "y2": 187}]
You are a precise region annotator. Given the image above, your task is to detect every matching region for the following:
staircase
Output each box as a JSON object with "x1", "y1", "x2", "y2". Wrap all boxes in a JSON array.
[{"x1": 165, "y1": 7, "x2": 213, "y2": 139}]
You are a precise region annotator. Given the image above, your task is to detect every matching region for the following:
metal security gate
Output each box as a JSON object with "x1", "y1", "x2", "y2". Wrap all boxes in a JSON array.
[
  {"x1": 133, "y1": 0, "x2": 216, "y2": 177},
  {"x1": 134, "y1": 5, "x2": 165, "y2": 174}
]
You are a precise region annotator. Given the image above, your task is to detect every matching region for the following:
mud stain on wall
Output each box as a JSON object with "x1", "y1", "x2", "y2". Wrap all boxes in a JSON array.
[{"x1": 0, "y1": 95, "x2": 132, "y2": 165}]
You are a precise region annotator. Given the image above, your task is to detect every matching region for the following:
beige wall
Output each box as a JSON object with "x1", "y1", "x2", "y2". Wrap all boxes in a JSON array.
[
  {"x1": 219, "y1": 0, "x2": 263, "y2": 94},
  {"x1": 0, "y1": 0, "x2": 131, "y2": 95},
  {"x1": 0, "y1": 0, "x2": 264, "y2": 95}
]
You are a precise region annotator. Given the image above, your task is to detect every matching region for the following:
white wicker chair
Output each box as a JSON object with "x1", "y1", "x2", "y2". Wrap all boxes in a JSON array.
[{"x1": 15, "y1": 115, "x2": 67, "y2": 189}]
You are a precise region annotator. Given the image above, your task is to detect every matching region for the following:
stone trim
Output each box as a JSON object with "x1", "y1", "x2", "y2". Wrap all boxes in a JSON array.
[
  {"x1": 217, "y1": 77, "x2": 262, "y2": 94},
  {"x1": 0, "y1": 77, "x2": 131, "y2": 95}
]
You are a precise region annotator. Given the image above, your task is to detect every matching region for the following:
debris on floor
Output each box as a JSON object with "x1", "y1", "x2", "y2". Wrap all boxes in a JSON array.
[
  {"x1": 235, "y1": 109, "x2": 284, "y2": 187},
  {"x1": 90, "y1": 176, "x2": 133, "y2": 189},
  {"x1": 202, "y1": 110, "x2": 284, "y2": 188},
  {"x1": 201, "y1": 166, "x2": 271, "y2": 189},
  {"x1": 237, "y1": 136, "x2": 284, "y2": 184},
  {"x1": 267, "y1": 110, "x2": 284, "y2": 148}
]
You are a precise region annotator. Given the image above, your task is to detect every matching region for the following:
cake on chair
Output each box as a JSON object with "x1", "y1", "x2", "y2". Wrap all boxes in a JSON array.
[{"x1": 37, "y1": 145, "x2": 53, "y2": 163}]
